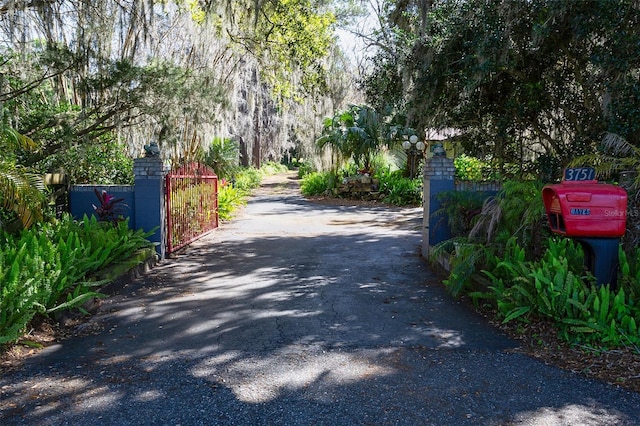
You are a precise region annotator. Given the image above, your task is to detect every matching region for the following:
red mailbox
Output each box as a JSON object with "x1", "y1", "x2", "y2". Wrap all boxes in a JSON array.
[
  {"x1": 542, "y1": 171, "x2": 627, "y2": 238},
  {"x1": 542, "y1": 168, "x2": 628, "y2": 288}
]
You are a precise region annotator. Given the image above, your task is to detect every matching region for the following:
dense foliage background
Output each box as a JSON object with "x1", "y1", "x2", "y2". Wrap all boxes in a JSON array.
[
  {"x1": 361, "y1": 0, "x2": 640, "y2": 181},
  {"x1": 0, "y1": 0, "x2": 364, "y2": 170}
]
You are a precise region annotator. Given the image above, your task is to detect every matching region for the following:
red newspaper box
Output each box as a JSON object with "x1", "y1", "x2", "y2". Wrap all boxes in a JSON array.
[{"x1": 542, "y1": 168, "x2": 627, "y2": 238}]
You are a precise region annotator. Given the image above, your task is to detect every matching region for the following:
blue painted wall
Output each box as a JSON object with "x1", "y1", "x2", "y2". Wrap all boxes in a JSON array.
[
  {"x1": 428, "y1": 179, "x2": 455, "y2": 246},
  {"x1": 69, "y1": 185, "x2": 136, "y2": 228}
]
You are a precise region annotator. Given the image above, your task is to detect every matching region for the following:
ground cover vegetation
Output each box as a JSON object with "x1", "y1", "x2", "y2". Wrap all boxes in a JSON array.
[
  {"x1": 0, "y1": 214, "x2": 154, "y2": 345},
  {"x1": 431, "y1": 176, "x2": 640, "y2": 390},
  {"x1": 434, "y1": 178, "x2": 640, "y2": 351}
]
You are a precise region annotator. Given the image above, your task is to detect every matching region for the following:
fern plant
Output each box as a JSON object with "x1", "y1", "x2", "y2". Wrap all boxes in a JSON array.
[{"x1": 0, "y1": 214, "x2": 153, "y2": 344}]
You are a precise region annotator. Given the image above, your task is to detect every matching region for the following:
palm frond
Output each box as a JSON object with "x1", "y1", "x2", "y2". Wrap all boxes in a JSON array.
[
  {"x1": 469, "y1": 196, "x2": 502, "y2": 242},
  {"x1": 0, "y1": 126, "x2": 38, "y2": 152},
  {"x1": 571, "y1": 133, "x2": 640, "y2": 185},
  {"x1": 0, "y1": 163, "x2": 45, "y2": 229},
  {"x1": 601, "y1": 132, "x2": 638, "y2": 157}
]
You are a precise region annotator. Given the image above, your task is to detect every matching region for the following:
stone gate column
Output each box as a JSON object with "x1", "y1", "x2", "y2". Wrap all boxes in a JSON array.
[
  {"x1": 134, "y1": 157, "x2": 166, "y2": 259},
  {"x1": 422, "y1": 156, "x2": 455, "y2": 257}
]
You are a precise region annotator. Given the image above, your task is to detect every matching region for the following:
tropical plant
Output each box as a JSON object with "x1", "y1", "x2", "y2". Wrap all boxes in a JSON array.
[
  {"x1": 92, "y1": 189, "x2": 128, "y2": 225},
  {"x1": 570, "y1": 132, "x2": 640, "y2": 249},
  {"x1": 570, "y1": 133, "x2": 640, "y2": 187},
  {"x1": 483, "y1": 237, "x2": 640, "y2": 348},
  {"x1": 469, "y1": 180, "x2": 548, "y2": 258},
  {"x1": 317, "y1": 104, "x2": 389, "y2": 173},
  {"x1": 204, "y1": 137, "x2": 240, "y2": 180},
  {"x1": 439, "y1": 240, "x2": 494, "y2": 298},
  {"x1": 485, "y1": 237, "x2": 588, "y2": 323},
  {"x1": 0, "y1": 214, "x2": 153, "y2": 344},
  {"x1": 0, "y1": 123, "x2": 45, "y2": 230},
  {"x1": 217, "y1": 182, "x2": 245, "y2": 221},
  {"x1": 433, "y1": 191, "x2": 486, "y2": 238},
  {"x1": 377, "y1": 169, "x2": 422, "y2": 206}
]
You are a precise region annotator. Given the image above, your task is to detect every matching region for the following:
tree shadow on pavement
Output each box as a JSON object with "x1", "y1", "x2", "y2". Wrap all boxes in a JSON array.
[{"x1": 2, "y1": 189, "x2": 640, "y2": 425}]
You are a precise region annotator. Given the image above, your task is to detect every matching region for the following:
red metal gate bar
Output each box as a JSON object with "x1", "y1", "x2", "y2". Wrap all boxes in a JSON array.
[{"x1": 165, "y1": 162, "x2": 218, "y2": 253}]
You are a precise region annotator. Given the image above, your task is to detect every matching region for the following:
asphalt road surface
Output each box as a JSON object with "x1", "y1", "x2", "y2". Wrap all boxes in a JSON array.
[{"x1": 2, "y1": 172, "x2": 640, "y2": 425}]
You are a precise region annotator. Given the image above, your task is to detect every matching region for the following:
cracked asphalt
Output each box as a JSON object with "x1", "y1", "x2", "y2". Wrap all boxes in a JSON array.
[{"x1": 1, "y1": 171, "x2": 640, "y2": 425}]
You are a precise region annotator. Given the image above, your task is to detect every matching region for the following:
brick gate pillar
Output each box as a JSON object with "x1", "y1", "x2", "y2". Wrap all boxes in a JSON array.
[
  {"x1": 422, "y1": 156, "x2": 455, "y2": 257},
  {"x1": 134, "y1": 157, "x2": 166, "y2": 259}
]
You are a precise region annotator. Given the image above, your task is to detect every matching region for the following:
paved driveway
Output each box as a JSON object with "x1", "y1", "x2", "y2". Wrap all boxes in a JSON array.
[{"x1": 2, "y1": 172, "x2": 640, "y2": 425}]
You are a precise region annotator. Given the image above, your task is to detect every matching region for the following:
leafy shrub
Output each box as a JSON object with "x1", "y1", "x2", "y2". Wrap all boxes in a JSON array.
[
  {"x1": 454, "y1": 154, "x2": 491, "y2": 181},
  {"x1": 618, "y1": 246, "x2": 640, "y2": 302},
  {"x1": 300, "y1": 171, "x2": 336, "y2": 196},
  {"x1": 204, "y1": 137, "x2": 240, "y2": 179},
  {"x1": 297, "y1": 161, "x2": 315, "y2": 178},
  {"x1": 39, "y1": 141, "x2": 133, "y2": 185},
  {"x1": 466, "y1": 180, "x2": 548, "y2": 258},
  {"x1": 217, "y1": 183, "x2": 245, "y2": 221},
  {"x1": 299, "y1": 168, "x2": 422, "y2": 206},
  {"x1": 483, "y1": 237, "x2": 640, "y2": 348},
  {"x1": 434, "y1": 178, "x2": 640, "y2": 349},
  {"x1": 0, "y1": 214, "x2": 153, "y2": 344},
  {"x1": 377, "y1": 169, "x2": 422, "y2": 206},
  {"x1": 234, "y1": 167, "x2": 262, "y2": 191},
  {"x1": 438, "y1": 240, "x2": 494, "y2": 297}
]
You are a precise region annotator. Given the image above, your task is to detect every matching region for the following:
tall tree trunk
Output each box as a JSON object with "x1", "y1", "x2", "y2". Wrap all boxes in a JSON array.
[
  {"x1": 239, "y1": 136, "x2": 249, "y2": 167},
  {"x1": 252, "y1": 99, "x2": 261, "y2": 168}
]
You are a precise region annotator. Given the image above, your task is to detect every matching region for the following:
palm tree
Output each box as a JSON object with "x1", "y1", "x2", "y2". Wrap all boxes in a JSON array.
[
  {"x1": 0, "y1": 125, "x2": 44, "y2": 230},
  {"x1": 317, "y1": 104, "x2": 387, "y2": 173}
]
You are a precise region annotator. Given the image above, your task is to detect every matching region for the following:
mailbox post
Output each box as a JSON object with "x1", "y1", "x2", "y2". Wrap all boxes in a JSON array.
[{"x1": 542, "y1": 167, "x2": 627, "y2": 288}]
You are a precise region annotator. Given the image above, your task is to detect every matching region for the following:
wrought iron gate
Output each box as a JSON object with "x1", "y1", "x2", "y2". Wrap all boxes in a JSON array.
[{"x1": 165, "y1": 162, "x2": 218, "y2": 253}]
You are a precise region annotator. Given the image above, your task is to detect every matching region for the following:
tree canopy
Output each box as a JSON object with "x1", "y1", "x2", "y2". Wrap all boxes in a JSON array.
[
  {"x1": 360, "y1": 0, "x2": 640, "y2": 178},
  {"x1": 0, "y1": 0, "x2": 361, "y2": 174},
  {"x1": 0, "y1": 0, "x2": 366, "y2": 230}
]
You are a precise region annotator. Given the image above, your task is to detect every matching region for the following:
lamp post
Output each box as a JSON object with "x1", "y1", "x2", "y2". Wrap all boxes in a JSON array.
[{"x1": 402, "y1": 134, "x2": 426, "y2": 179}]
